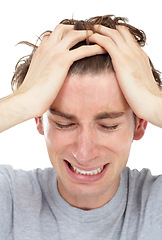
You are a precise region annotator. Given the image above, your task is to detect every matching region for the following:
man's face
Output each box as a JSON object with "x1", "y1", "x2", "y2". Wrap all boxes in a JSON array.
[{"x1": 37, "y1": 71, "x2": 145, "y2": 209}]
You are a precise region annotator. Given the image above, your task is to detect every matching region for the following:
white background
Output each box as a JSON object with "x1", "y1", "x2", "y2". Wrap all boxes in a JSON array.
[{"x1": 0, "y1": 0, "x2": 161, "y2": 174}]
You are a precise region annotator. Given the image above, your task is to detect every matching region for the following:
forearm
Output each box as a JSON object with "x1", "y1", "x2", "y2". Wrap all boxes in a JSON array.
[
  {"x1": 0, "y1": 93, "x2": 33, "y2": 133},
  {"x1": 139, "y1": 93, "x2": 162, "y2": 128},
  {"x1": 134, "y1": 93, "x2": 162, "y2": 128}
]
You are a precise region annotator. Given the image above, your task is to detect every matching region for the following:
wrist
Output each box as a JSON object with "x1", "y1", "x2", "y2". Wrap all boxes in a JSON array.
[{"x1": 0, "y1": 92, "x2": 34, "y2": 132}]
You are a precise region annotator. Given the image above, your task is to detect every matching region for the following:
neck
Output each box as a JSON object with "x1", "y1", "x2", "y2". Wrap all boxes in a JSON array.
[{"x1": 57, "y1": 176, "x2": 120, "y2": 210}]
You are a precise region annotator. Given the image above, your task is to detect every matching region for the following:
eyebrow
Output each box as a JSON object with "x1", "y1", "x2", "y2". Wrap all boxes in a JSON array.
[
  {"x1": 49, "y1": 109, "x2": 125, "y2": 121},
  {"x1": 95, "y1": 111, "x2": 125, "y2": 120},
  {"x1": 49, "y1": 109, "x2": 77, "y2": 121}
]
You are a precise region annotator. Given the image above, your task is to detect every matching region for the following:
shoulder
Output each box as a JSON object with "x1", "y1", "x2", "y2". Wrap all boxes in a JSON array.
[
  {"x1": 124, "y1": 167, "x2": 162, "y2": 189},
  {"x1": 122, "y1": 168, "x2": 162, "y2": 236},
  {"x1": 123, "y1": 167, "x2": 162, "y2": 211},
  {"x1": 0, "y1": 165, "x2": 56, "y2": 194}
]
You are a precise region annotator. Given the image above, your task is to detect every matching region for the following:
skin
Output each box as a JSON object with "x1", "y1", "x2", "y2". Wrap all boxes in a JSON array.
[
  {"x1": 36, "y1": 71, "x2": 147, "y2": 210},
  {"x1": 0, "y1": 22, "x2": 160, "y2": 209}
]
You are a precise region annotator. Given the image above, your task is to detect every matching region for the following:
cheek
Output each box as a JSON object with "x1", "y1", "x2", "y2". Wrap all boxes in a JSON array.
[
  {"x1": 102, "y1": 130, "x2": 134, "y2": 181},
  {"x1": 112, "y1": 116, "x2": 135, "y2": 156},
  {"x1": 44, "y1": 124, "x2": 74, "y2": 159},
  {"x1": 44, "y1": 127, "x2": 67, "y2": 170},
  {"x1": 117, "y1": 132, "x2": 133, "y2": 159},
  {"x1": 104, "y1": 127, "x2": 134, "y2": 158}
]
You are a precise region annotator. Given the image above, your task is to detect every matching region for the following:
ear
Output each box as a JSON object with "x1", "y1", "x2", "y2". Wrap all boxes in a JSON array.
[
  {"x1": 134, "y1": 118, "x2": 147, "y2": 140},
  {"x1": 35, "y1": 117, "x2": 44, "y2": 135}
]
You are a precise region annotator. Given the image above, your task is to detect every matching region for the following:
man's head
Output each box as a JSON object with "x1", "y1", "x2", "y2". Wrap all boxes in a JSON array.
[
  {"x1": 35, "y1": 70, "x2": 147, "y2": 209},
  {"x1": 11, "y1": 15, "x2": 160, "y2": 209}
]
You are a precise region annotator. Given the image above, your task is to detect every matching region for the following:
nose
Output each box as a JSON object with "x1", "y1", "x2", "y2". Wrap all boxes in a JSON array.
[{"x1": 73, "y1": 127, "x2": 99, "y2": 164}]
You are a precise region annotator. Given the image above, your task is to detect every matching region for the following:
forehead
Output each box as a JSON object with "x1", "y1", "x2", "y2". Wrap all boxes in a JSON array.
[{"x1": 51, "y1": 72, "x2": 129, "y2": 114}]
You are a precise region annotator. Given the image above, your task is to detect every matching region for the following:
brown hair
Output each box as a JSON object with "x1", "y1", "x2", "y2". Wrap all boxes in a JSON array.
[{"x1": 11, "y1": 15, "x2": 161, "y2": 91}]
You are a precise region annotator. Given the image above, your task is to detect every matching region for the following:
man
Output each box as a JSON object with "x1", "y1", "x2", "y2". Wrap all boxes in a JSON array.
[{"x1": 0, "y1": 15, "x2": 162, "y2": 239}]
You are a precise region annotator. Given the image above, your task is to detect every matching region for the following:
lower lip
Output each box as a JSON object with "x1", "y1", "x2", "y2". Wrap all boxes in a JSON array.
[{"x1": 64, "y1": 160, "x2": 110, "y2": 183}]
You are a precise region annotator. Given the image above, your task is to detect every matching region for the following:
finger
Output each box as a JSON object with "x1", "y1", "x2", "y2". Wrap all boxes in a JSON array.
[
  {"x1": 88, "y1": 33, "x2": 119, "y2": 57},
  {"x1": 32, "y1": 31, "x2": 52, "y2": 59},
  {"x1": 60, "y1": 29, "x2": 94, "y2": 49},
  {"x1": 69, "y1": 44, "x2": 106, "y2": 62},
  {"x1": 116, "y1": 26, "x2": 148, "y2": 61},
  {"x1": 43, "y1": 31, "x2": 52, "y2": 37},
  {"x1": 116, "y1": 25, "x2": 140, "y2": 47},
  {"x1": 38, "y1": 31, "x2": 52, "y2": 47},
  {"x1": 47, "y1": 24, "x2": 74, "y2": 45},
  {"x1": 94, "y1": 25, "x2": 125, "y2": 47}
]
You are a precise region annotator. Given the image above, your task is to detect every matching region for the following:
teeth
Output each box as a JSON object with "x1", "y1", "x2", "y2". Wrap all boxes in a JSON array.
[{"x1": 71, "y1": 165, "x2": 104, "y2": 176}]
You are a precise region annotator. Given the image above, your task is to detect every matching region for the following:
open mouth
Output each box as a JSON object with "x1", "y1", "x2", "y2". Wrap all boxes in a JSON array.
[{"x1": 65, "y1": 160, "x2": 108, "y2": 176}]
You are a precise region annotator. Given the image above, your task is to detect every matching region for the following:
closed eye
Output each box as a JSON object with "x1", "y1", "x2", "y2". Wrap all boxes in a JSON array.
[
  {"x1": 55, "y1": 122, "x2": 76, "y2": 129},
  {"x1": 55, "y1": 122, "x2": 118, "y2": 130},
  {"x1": 100, "y1": 124, "x2": 118, "y2": 130}
]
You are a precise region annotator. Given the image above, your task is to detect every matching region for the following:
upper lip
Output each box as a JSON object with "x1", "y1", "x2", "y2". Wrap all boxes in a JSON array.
[{"x1": 65, "y1": 160, "x2": 108, "y2": 171}]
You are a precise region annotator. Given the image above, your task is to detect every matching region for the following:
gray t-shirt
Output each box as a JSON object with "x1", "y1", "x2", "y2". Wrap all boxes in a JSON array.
[{"x1": 0, "y1": 165, "x2": 162, "y2": 239}]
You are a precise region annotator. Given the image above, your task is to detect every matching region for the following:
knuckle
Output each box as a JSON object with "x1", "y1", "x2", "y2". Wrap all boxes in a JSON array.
[
  {"x1": 116, "y1": 25, "x2": 128, "y2": 33},
  {"x1": 90, "y1": 32, "x2": 99, "y2": 40},
  {"x1": 117, "y1": 25, "x2": 127, "y2": 30},
  {"x1": 110, "y1": 28, "x2": 121, "y2": 37},
  {"x1": 53, "y1": 24, "x2": 67, "y2": 36},
  {"x1": 54, "y1": 24, "x2": 74, "y2": 33},
  {"x1": 66, "y1": 29, "x2": 79, "y2": 38},
  {"x1": 43, "y1": 31, "x2": 52, "y2": 38},
  {"x1": 54, "y1": 24, "x2": 64, "y2": 32},
  {"x1": 66, "y1": 29, "x2": 88, "y2": 39}
]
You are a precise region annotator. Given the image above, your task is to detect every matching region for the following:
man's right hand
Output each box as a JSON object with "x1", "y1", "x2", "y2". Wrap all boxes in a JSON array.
[
  {"x1": 16, "y1": 24, "x2": 105, "y2": 118},
  {"x1": 0, "y1": 24, "x2": 104, "y2": 132}
]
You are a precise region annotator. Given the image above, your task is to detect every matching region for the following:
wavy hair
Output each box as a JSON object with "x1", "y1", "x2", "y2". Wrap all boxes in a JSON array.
[{"x1": 11, "y1": 15, "x2": 161, "y2": 91}]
